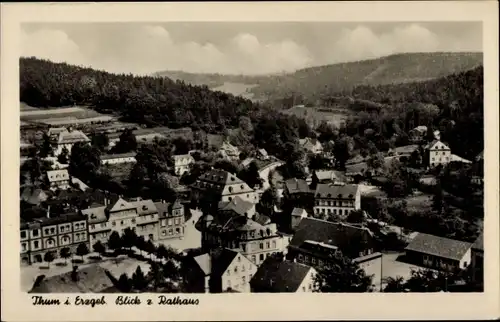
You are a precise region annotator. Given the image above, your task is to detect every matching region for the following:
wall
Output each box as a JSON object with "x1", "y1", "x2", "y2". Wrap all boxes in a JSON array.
[
  {"x1": 296, "y1": 269, "x2": 316, "y2": 292},
  {"x1": 220, "y1": 254, "x2": 257, "y2": 293}
]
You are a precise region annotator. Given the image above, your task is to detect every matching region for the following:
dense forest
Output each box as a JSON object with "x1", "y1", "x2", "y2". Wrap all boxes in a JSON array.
[{"x1": 20, "y1": 57, "x2": 262, "y2": 132}]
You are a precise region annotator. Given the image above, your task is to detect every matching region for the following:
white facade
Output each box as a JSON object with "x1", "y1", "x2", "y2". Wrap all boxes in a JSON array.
[{"x1": 426, "y1": 140, "x2": 451, "y2": 168}]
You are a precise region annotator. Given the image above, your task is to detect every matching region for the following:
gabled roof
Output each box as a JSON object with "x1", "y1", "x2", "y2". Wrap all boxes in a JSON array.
[
  {"x1": 47, "y1": 169, "x2": 70, "y2": 182},
  {"x1": 424, "y1": 140, "x2": 450, "y2": 151},
  {"x1": 241, "y1": 158, "x2": 254, "y2": 167},
  {"x1": 289, "y1": 217, "x2": 373, "y2": 251},
  {"x1": 291, "y1": 208, "x2": 307, "y2": 218},
  {"x1": 106, "y1": 197, "x2": 136, "y2": 212},
  {"x1": 221, "y1": 141, "x2": 240, "y2": 155},
  {"x1": 405, "y1": 233, "x2": 472, "y2": 261},
  {"x1": 197, "y1": 169, "x2": 244, "y2": 186},
  {"x1": 33, "y1": 212, "x2": 87, "y2": 227},
  {"x1": 192, "y1": 248, "x2": 241, "y2": 277},
  {"x1": 411, "y1": 125, "x2": 428, "y2": 133},
  {"x1": 57, "y1": 129, "x2": 90, "y2": 144},
  {"x1": 29, "y1": 266, "x2": 117, "y2": 293},
  {"x1": 252, "y1": 213, "x2": 271, "y2": 226},
  {"x1": 193, "y1": 253, "x2": 212, "y2": 276},
  {"x1": 130, "y1": 199, "x2": 157, "y2": 216},
  {"x1": 154, "y1": 200, "x2": 183, "y2": 219},
  {"x1": 21, "y1": 187, "x2": 49, "y2": 205},
  {"x1": 101, "y1": 152, "x2": 137, "y2": 160},
  {"x1": 314, "y1": 183, "x2": 359, "y2": 199},
  {"x1": 472, "y1": 233, "x2": 483, "y2": 251},
  {"x1": 218, "y1": 196, "x2": 255, "y2": 217},
  {"x1": 314, "y1": 170, "x2": 347, "y2": 182},
  {"x1": 284, "y1": 178, "x2": 311, "y2": 195},
  {"x1": 250, "y1": 258, "x2": 313, "y2": 292},
  {"x1": 81, "y1": 204, "x2": 108, "y2": 224}
]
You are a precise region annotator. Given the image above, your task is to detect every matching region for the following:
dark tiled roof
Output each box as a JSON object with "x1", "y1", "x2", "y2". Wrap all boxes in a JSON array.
[
  {"x1": 289, "y1": 217, "x2": 373, "y2": 251},
  {"x1": 198, "y1": 169, "x2": 244, "y2": 186},
  {"x1": 32, "y1": 212, "x2": 87, "y2": 227},
  {"x1": 314, "y1": 183, "x2": 358, "y2": 199},
  {"x1": 192, "y1": 248, "x2": 240, "y2": 277},
  {"x1": 314, "y1": 170, "x2": 347, "y2": 182},
  {"x1": 21, "y1": 187, "x2": 49, "y2": 205},
  {"x1": 472, "y1": 233, "x2": 484, "y2": 251},
  {"x1": 250, "y1": 258, "x2": 312, "y2": 292},
  {"x1": 218, "y1": 196, "x2": 254, "y2": 217},
  {"x1": 131, "y1": 199, "x2": 157, "y2": 216},
  {"x1": 101, "y1": 152, "x2": 137, "y2": 160},
  {"x1": 154, "y1": 200, "x2": 184, "y2": 219},
  {"x1": 284, "y1": 178, "x2": 311, "y2": 195},
  {"x1": 405, "y1": 233, "x2": 472, "y2": 261},
  {"x1": 81, "y1": 204, "x2": 108, "y2": 224},
  {"x1": 29, "y1": 266, "x2": 117, "y2": 293},
  {"x1": 252, "y1": 213, "x2": 271, "y2": 226}
]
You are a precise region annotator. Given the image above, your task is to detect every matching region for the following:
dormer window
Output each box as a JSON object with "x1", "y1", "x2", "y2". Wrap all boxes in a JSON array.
[
  {"x1": 348, "y1": 194, "x2": 354, "y2": 198},
  {"x1": 240, "y1": 185, "x2": 244, "y2": 190},
  {"x1": 142, "y1": 205, "x2": 147, "y2": 211},
  {"x1": 327, "y1": 193, "x2": 331, "y2": 198},
  {"x1": 338, "y1": 194, "x2": 342, "y2": 199},
  {"x1": 228, "y1": 187, "x2": 233, "y2": 193}
]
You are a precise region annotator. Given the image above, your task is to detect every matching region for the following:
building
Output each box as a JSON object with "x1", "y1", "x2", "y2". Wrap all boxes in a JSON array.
[
  {"x1": 21, "y1": 187, "x2": 49, "y2": 206},
  {"x1": 219, "y1": 141, "x2": 240, "y2": 160},
  {"x1": 20, "y1": 212, "x2": 90, "y2": 265},
  {"x1": 299, "y1": 138, "x2": 323, "y2": 154},
  {"x1": 184, "y1": 248, "x2": 257, "y2": 293},
  {"x1": 388, "y1": 145, "x2": 419, "y2": 157},
  {"x1": 100, "y1": 152, "x2": 137, "y2": 165},
  {"x1": 173, "y1": 154, "x2": 195, "y2": 176},
  {"x1": 404, "y1": 233, "x2": 472, "y2": 272},
  {"x1": 29, "y1": 266, "x2": 118, "y2": 293},
  {"x1": 290, "y1": 208, "x2": 308, "y2": 230},
  {"x1": 52, "y1": 127, "x2": 90, "y2": 156},
  {"x1": 257, "y1": 149, "x2": 269, "y2": 160},
  {"x1": 283, "y1": 178, "x2": 312, "y2": 200},
  {"x1": 470, "y1": 233, "x2": 484, "y2": 286},
  {"x1": 191, "y1": 169, "x2": 258, "y2": 205},
  {"x1": 424, "y1": 140, "x2": 451, "y2": 168},
  {"x1": 46, "y1": 169, "x2": 70, "y2": 191},
  {"x1": 197, "y1": 208, "x2": 287, "y2": 267},
  {"x1": 218, "y1": 196, "x2": 257, "y2": 218},
  {"x1": 81, "y1": 203, "x2": 110, "y2": 246},
  {"x1": 311, "y1": 170, "x2": 347, "y2": 188},
  {"x1": 155, "y1": 200, "x2": 185, "y2": 240},
  {"x1": 313, "y1": 183, "x2": 360, "y2": 220},
  {"x1": 409, "y1": 125, "x2": 427, "y2": 143},
  {"x1": 287, "y1": 217, "x2": 378, "y2": 269},
  {"x1": 250, "y1": 257, "x2": 317, "y2": 293}
]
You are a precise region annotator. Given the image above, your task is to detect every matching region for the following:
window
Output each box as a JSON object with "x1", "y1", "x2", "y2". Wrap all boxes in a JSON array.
[
  {"x1": 259, "y1": 254, "x2": 264, "y2": 261},
  {"x1": 168, "y1": 229, "x2": 173, "y2": 235},
  {"x1": 120, "y1": 220, "x2": 124, "y2": 225},
  {"x1": 175, "y1": 228, "x2": 180, "y2": 234},
  {"x1": 241, "y1": 243, "x2": 246, "y2": 252},
  {"x1": 44, "y1": 229, "x2": 49, "y2": 235},
  {"x1": 21, "y1": 231, "x2": 26, "y2": 239},
  {"x1": 34, "y1": 241, "x2": 39, "y2": 249},
  {"x1": 21, "y1": 243, "x2": 27, "y2": 251},
  {"x1": 161, "y1": 230, "x2": 166, "y2": 236},
  {"x1": 237, "y1": 256, "x2": 241, "y2": 262},
  {"x1": 227, "y1": 280, "x2": 231, "y2": 287},
  {"x1": 112, "y1": 221, "x2": 116, "y2": 227},
  {"x1": 100, "y1": 223, "x2": 106, "y2": 228},
  {"x1": 339, "y1": 209, "x2": 343, "y2": 216},
  {"x1": 167, "y1": 219, "x2": 173, "y2": 226},
  {"x1": 131, "y1": 218, "x2": 136, "y2": 224},
  {"x1": 234, "y1": 266, "x2": 238, "y2": 273},
  {"x1": 312, "y1": 257, "x2": 316, "y2": 264},
  {"x1": 242, "y1": 265, "x2": 245, "y2": 272},
  {"x1": 32, "y1": 229, "x2": 39, "y2": 237},
  {"x1": 259, "y1": 243, "x2": 264, "y2": 250},
  {"x1": 464, "y1": 261, "x2": 468, "y2": 268},
  {"x1": 304, "y1": 255, "x2": 309, "y2": 263},
  {"x1": 266, "y1": 242, "x2": 270, "y2": 249},
  {"x1": 60, "y1": 226, "x2": 65, "y2": 233},
  {"x1": 302, "y1": 286, "x2": 306, "y2": 292},
  {"x1": 298, "y1": 254, "x2": 303, "y2": 260},
  {"x1": 251, "y1": 255, "x2": 256, "y2": 263},
  {"x1": 50, "y1": 228, "x2": 55, "y2": 234},
  {"x1": 174, "y1": 218, "x2": 180, "y2": 225},
  {"x1": 75, "y1": 223, "x2": 79, "y2": 230},
  {"x1": 272, "y1": 240, "x2": 276, "y2": 248}
]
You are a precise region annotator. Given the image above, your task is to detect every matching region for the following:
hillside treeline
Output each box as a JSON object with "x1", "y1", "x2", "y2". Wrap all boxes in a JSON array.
[{"x1": 20, "y1": 57, "x2": 260, "y2": 132}]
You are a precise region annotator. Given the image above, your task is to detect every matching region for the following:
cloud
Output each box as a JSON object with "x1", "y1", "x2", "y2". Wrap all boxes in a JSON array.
[{"x1": 20, "y1": 25, "x2": 313, "y2": 75}]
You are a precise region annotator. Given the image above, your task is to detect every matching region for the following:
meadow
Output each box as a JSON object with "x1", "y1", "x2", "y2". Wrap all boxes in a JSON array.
[{"x1": 20, "y1": 104, "x2": 115, "y2": 125}]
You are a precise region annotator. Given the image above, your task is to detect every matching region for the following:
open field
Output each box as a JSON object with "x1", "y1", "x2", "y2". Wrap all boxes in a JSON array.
[
  {"x1": 212, "y1": 82, "x2": 258, "y2": 100},
  {"x1": 102, "y1": 163, "x2": 134, "y2": 181},
  {"x1": 405, "y1": 192, "x2": 433, "y2": 213},
  {"x1": 20, "y1": 104, "x2": 115, "y2": 126},
  {"x1": 280, "y1": 105, "x2": 351, "y2": 128}
]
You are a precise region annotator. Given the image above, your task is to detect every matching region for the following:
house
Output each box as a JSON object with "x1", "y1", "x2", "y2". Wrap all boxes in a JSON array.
[
  {"x1": 257, "y1": 149, "x2": 269, "y2": 160},
  {"x1": 197, "y1": 208, "x2": 287, "y2": 267},
  {"x1": 409, "y1": 125, "x2": 427, "y2": 143},
  {"x1": 470, "y1": 233, "x2": 484, "y2": 285},
  {"x1": 100, "y1": 152, "x2": 137, "y2": 165},
  {"x1": 47, "y1": 127, "x2": 68, "y2": 139},
  {"x1": 299, "y1": 138, "x2": 323, "y2": 154},
  {"x1": 311, "y1": 170, "x2": 347, "y2": 188},
  {"x1": 190, "y1": 169, "x2": 258, "y2": 205},
  {"x1": 218, "y1": 196, "x2": 257, "y2": 218},
  {"x1": 155, "y1": 200, "x2": 185, "y2": 240},
  {"x1": 52, "y1": 127, "x2": 90, "y2": 156},
  {"x1": 290, "y1": 208, "x2": 308, "y2": 230},
  {"x1": 404, "y1": 233, "x2": 472, "y2": 272},
  {"x1": 219, "y1": 141, "x2": 240, "y2": 160},
  {"x1": 250, "y1": 257, "x2": 317, "y2": 293},
  {"x1": 71, "y1": 177, "x2": 90, "y2": 192},
  {"x1": 46, "y1": 169, "x2": 70, "y2": 191},
  {"x1": 424, "y1": 140, "x2": 451, "y2": 168},
  {"x1": 240, "y1": 157, "x2": 254, "y2": 168},
  {"x1": 283, "y1": 178, "x2": 312, "y2": 200},
  {"x1": 29, "y1": 266, "x2": 118, "y2": 293},
  {"x1": 388, "y1": 145, "x2": 419, "y2": 157},
  {"x1": 287, "y1": 217, "x2": 379, "y2": 269},
  {"x1": 173, "y1": 154, "x2": 195, "y2": 176},
  {"x1": 184, "y1": 248, "x2": 257, "y2": 293},
  {"x1": 21, "y1": 187, "x2": 49, "y2": 206},
  {"x1": 20, "y1": 212, "x2": 89, "y2": 265},
  {"x1": 313, "y1": 183, "x2": 361, "y2": 220}
]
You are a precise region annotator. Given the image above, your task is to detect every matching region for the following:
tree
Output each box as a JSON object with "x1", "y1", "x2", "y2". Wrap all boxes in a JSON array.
[
  {"x1": 76, "y1": 243, "x2": 89, "y2": 261},
  {"x1": 404, "y1": 268, "x2": 459, "y2": 292},
  {"x1": 346, "y1": 209, "x2": 365, "y2": 224},
  {"x1": 59, "y1": 247, "x2": 71, "y2": 264},
  {"x1": 113, "y1": 129, "x2": 137, "y2": 153},
  {"x1": 135, "y1": 235, "x2": 147, "y2": 257},
  {"x1": 239, "y1": 161, "x2": 263, "y2": 188},
  {"x1": 43, "y1": 251, "x2": 55, "y2": 268},
  {"x1": 69, "y1": 143, "x2": 101, "y2": 178},
  {"x1": 93, "y1": 241, "x2": 106, "y2": 256},
  {"x1": 145, "y1": 239, "x2": 157, "y2": 260},
  {"x1": 91, "y1": 132, "x2": 110, "y2": 152},
  {"x1": 108, "y1": 231, "x2": 122, "y2": 254},
  {"x1": 314, "y1": 252, "x2": 373, "y2": 292},
  {"x1": 122, "y1": 227, "x2": 138, "y2": 252},
  {"x1": 57, "y1": 146, "x2": 69, "y2": 164},
  {"x1": 383, "y1": 276, "x2": 407, "y2": 292},
  {"x1": 117, "y1": 273, "x2": 133, "y2": 293},
  {"x1": 367, "y1": 152, "x2": 385, "y2": 173},
  {"x1": 333, "y1": 137, "x2": 353, "y2": 170},
  {"x1": 432, "y1": 184, "x2": 446, "y2": 214},
  {"x1": 39, "y1": 133, "x2": 53, "y2": 158},
  {"x1": 132, "y1": 265, "x2": 148, "y2": 291}
]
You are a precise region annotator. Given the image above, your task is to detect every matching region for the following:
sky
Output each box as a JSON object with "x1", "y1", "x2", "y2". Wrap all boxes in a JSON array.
[{"x1": 20, "y1": 22, "x2": 482, "y2": 76}]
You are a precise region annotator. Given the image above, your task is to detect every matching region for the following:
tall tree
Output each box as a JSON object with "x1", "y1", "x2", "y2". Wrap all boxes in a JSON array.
[
  {"x1": 57, "y1": 146, "x2": 69, "y2": 164},
  {"x1": 113, "y1": 129, "x2": 137, "y2": 153},
  {"x1": 117, "y1": 273, "x2": 133, "y2": 293},
  {"x1": 91, "y1": 132, "x2": 110, "y2": 152},
  {"x1": 132, "y1": 265, "x2": 148, "y2": 291},
  {"x1": 93, "y1": 241, "x2": 106, "y2": 256},
  {"x1": 76, "y1": 243, "x2": 89, "y2": 261},
  {"x1": 39, "y1": 133, "x2": 53, "y2": 158},
  {"x1": 43, "y1": 251, "x2": 55, "y2": 268},
  {"x1": 60, "y1": 247, "x2": 71, "y2": 265},
  {"x1": 108, "y1": 231, "x2": 122, "y2": 255}
]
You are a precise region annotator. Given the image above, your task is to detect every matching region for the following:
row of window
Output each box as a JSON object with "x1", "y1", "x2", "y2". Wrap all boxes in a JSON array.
[
  {"x1": 250, "y1": 252, "x2": 277, "y2": 264},
  {"x1": 160, "y1": 217, "x2": 182, "y2": 227},
  {"x1": 226, "y1": 274, "x2": 252, "y2": 290},
  {"x1": 160, "y1": 227, "x2": 183, "y2": 237},
  {"x1": 315, "y1": 200, "x2": 354, "y2": 207},
  {"x1": 431, "y1": 157, "x2": 450, "y2": 162},
  {"x1": 314, "y1": 207, "x2": 353, "y2": 216},
  {"x1": 21, "y1": 222, "x2": 86, "y2": 239}
]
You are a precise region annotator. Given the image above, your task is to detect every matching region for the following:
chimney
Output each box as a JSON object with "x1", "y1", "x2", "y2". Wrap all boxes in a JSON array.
[
  {"x1": 46, "y1": 205, "x2": 51, "y2": 218},
  {"x1": 71, "y1": 266, "x2": 79, "y2": 282}
]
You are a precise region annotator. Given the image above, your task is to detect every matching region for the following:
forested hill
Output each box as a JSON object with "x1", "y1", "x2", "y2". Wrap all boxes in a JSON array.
[
  {"x1": 19, "y1": 57, "x2": 261, "y2": 132},
  {"x1": 156, "y1": 52, "x2": 482, "y2": 103}
]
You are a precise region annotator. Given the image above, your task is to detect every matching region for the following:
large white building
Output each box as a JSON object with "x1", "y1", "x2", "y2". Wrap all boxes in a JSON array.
[
  {"x1": 173, "y1": 154, "x2": 195, "y2": 176},
  {"x1": 424, "y1": 140, "x2": 451, "y2": 168},
  {"x1": 313, "y1": 183, "x2": 361, "y2": 220},
  {"x1": 52, "y1": 127, "x2": 90, "y2": 156}
]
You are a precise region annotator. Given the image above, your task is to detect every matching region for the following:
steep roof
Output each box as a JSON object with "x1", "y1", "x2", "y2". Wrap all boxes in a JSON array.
[
  {"x1": 106, "y1": 197, "x2": 136, "y2": 212},
  {"x1": 284, "y1": 178, "x2": 311, "y2": 195},
  {"x1": 193, "y1": 253, "x2": 212, "y2": 276},
  {"x1": 314, "y1": 170, "x2": 347, "y2": 182},
  {"x1": 289, "y1": 217, "x2": 373, "y2": 251},
  {"x1": 405, "y1": 233, "x2": 472, "y2": 261},
  {"x1": 192, "y1": 248, "x2": 240, "y2": 277},
  {"x1": 21, "y1": 187, "x2": 49, "y2": 205},
  {"x1": 250, "y1": 258, "x2": 313, "y2": 292},
  {"x1": 154, "y1": 201, "x2": 183, "y2": 219},
  {"x1": 412, "y1": 125, "x2": 428, "y2": 133},
  {"x1": 472, "y1": 233, "x2": 484, "y2": 251},
  {"x1": 218, "y1": 196, "x2": 255, "y2": 217},
  {"x1": 315, "y1": 183, "x2": 359, "y2": 199},
  {"x1": 57, "y1": 129, "x2": 90, "y2": 144},
  {"x1": 291, "y1": 208, "x2": 307, "y2": 218},
  {"x1": 29, "y1": 266, "x2": 117, "y2": 293},
  {"x1": 81, "y1": 204, "x2": 108, "y2": 224},
  {"x1": 130, "y1": 199, "x2": 157, "y2": 216},
  {"x1": 47, "y1": 169, "x2": 70, "y2": 183},
  {"x1": 197, "y1": 169, "x2": 244, "y2": 186},
  {"x1": 258, "y1": 148, "x2": 268, "y2": 156},
  {"x1": 424, "y1": 140, "x2": 450, "y2": 151}
]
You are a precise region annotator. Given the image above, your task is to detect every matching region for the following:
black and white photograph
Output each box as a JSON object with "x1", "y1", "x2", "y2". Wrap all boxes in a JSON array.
[{"x1": 2, "y1": 2, "x2": 499, "y2": 321}]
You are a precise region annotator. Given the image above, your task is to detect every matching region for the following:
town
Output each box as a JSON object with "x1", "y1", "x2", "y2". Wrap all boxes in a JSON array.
[{"x1": 19, "y1": 39, "x2": 484, "y2": 293}]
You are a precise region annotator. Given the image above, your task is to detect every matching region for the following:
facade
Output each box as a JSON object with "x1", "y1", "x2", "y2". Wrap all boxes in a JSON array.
[
  {"x1": 250, "y1": 257, "x2": 317, "y2": 293},
  {"x1": 100, "y1": 152, "x2": 137, "y2": 165},
  {"x1": 191, "y1": 169, "x2": 258, "y2": 205},
  {"x1": 287, "y1": 217, "x2": 377, "y2": 269},
  {"x1": 424, "y1": 140, "x2": 451, "y2": 168},
  {"x1": 46, "y1": 169, "x2": 70, "y2": 191},
  {"x1": 20, "y1": 212, "x2": 90, "y2": 265},
  {"x1": 197, "y1": 208, "x2": 287, "y2": 267},
  {"x1": 155, "y1": 200, "x2": 185, "y2": 240},
  {"x1": 409, "y1": 125, "x2": 427, "y2": 143},
  {"x1": 313, "y1": 183, "x2": 360, "y2": 220},
  {"x1": 52, "y1": 127, "x2": 90, "y2": 156},
  {"x1": 283, "y1": 178, "x2": 313, "y2": 201},
  {"x1": 184, "y1": 248, "x2": 257, "y2": 293},
  {"x1": 299, "y1": 138, "x2": 323, "y2": 154},
  {"x1": 470, "y1": 233, "x2": 484, "y2": 285},
  {"x1": 404, "y1": 233, "x2": 472, "y2": 272},
  {"x1": 173, "y1": 154, "x2": 195, "y2": 176}
]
